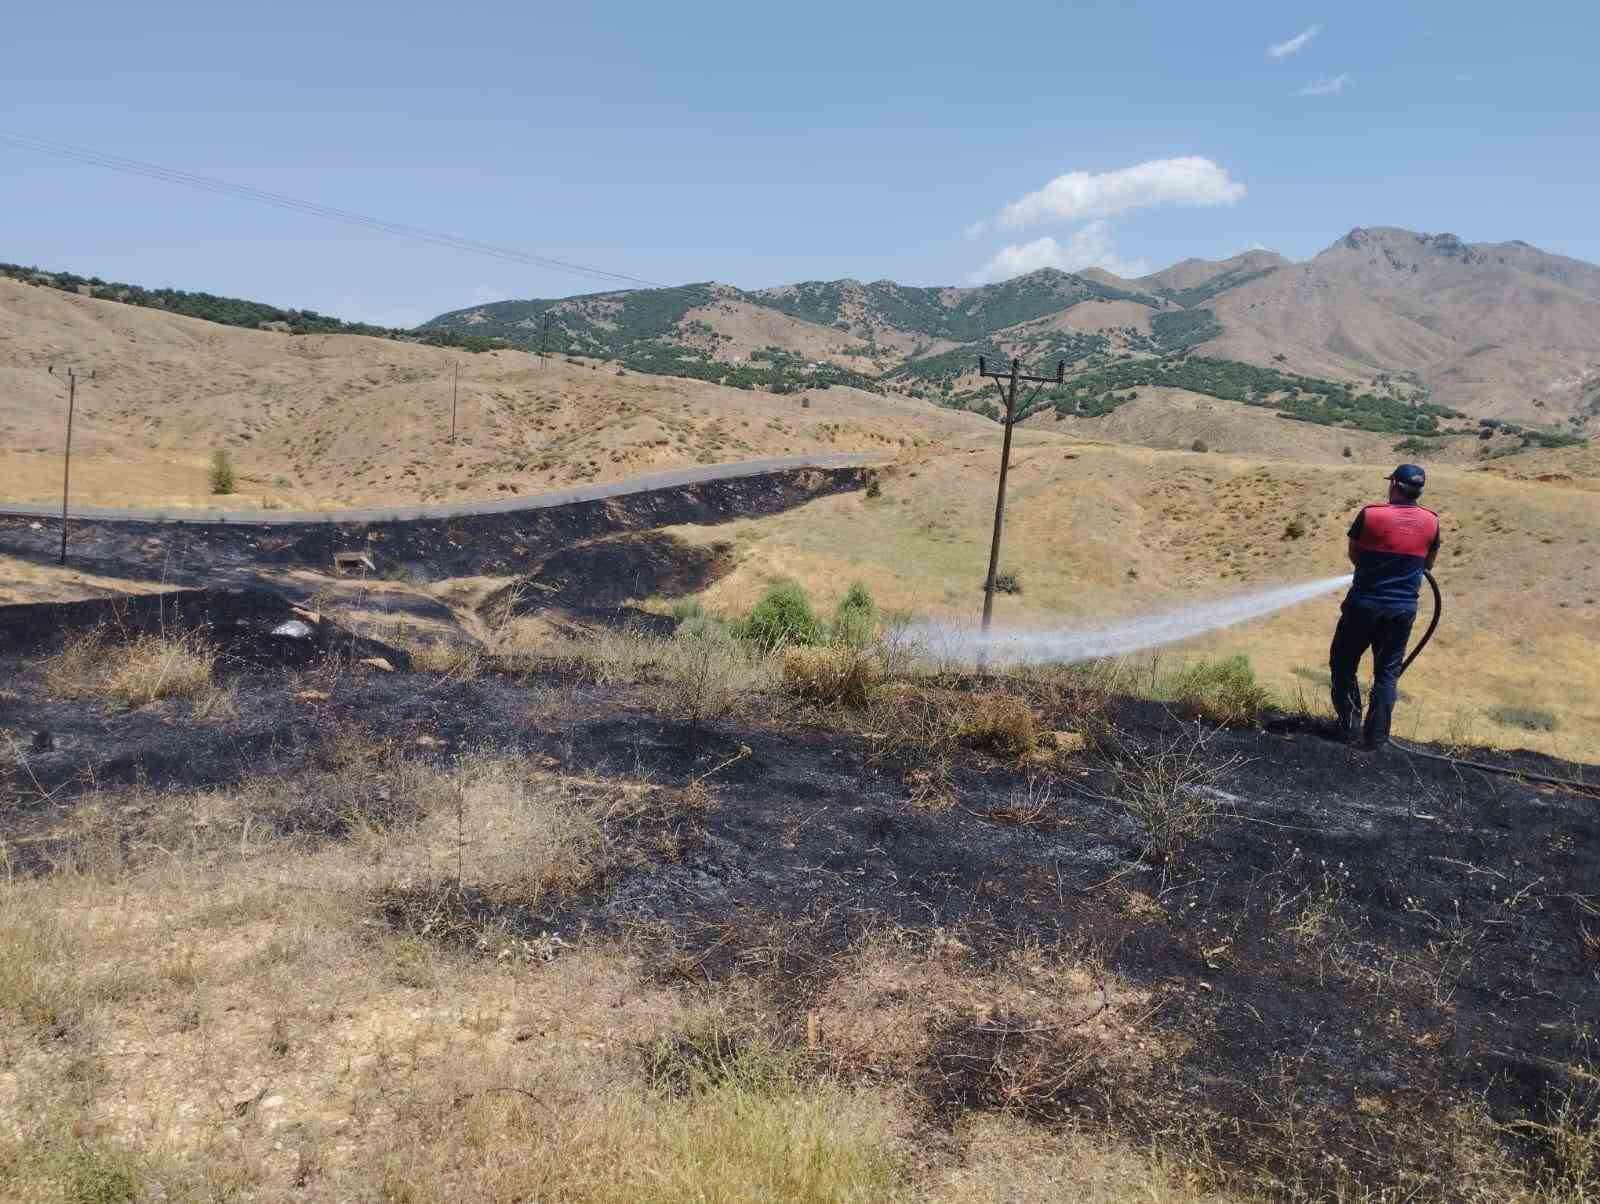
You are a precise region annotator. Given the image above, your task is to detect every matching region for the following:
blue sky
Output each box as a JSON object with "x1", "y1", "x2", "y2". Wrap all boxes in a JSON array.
[{"x1": 4, "y1": 0, "x2": 1597, "y2": 327}]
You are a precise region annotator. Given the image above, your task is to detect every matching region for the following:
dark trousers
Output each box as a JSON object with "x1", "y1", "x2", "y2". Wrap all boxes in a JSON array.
[{"x1": 1329, "y1": 602, "x2": 1415, "y2": 744}]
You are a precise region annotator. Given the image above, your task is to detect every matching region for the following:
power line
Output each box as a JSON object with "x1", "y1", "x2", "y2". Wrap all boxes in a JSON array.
[{"x1": 0, "y1": 129, "x2": 667, "y2": 292}]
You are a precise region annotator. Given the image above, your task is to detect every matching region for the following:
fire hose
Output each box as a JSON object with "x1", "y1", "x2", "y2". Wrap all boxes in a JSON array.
[{"x1": 1388, "y1": 571, "x2": 1596, "y2": 794}]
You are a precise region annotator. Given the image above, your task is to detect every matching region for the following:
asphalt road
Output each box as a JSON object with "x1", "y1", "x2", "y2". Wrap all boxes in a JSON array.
[{"x1": 0, "y1": 454, "x2": 877, "y2": 527}]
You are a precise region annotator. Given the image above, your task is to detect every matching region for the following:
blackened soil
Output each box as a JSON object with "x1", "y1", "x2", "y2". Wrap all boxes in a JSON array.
[
  {"x1": 0, "y1": 587, "x2": 411, "y2": 668},
  {"x1": 477, "y1": 530, "x2": 735, "y2": 634},
  {"x1": 0, "y1": 467, "x2": 866, "y2": 596},
  {"x1": 3, "y1": 649, "x2": 1597, "y2": 1198}
]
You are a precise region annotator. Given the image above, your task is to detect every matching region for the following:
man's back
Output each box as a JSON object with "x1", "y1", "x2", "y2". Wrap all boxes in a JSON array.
[{"x1": 1348, "y1": 501, "x2": 1440, "y2": 612}]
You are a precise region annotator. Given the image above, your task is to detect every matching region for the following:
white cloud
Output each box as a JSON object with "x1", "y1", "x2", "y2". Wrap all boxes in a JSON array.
[
  {"x1": 963, "y1": 220, "x2": 989, "y2": 239},
  {"x1": 1268, "y1": 24, "x2": 1323, "y2": 59},
  {"x1": 1297, "y1": 73, "x2": 1349, "y2": 96},
  {"x1": 993, "y1": 156, "x2": 1246, "y2": 231},
  {"x1": 968, "y1": 221, "x2": 1152, "y2": 285}
]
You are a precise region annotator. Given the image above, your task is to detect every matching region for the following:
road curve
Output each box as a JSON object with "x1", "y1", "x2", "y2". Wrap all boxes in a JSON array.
[{"x1": 0, "y1": 454, "x2": 878, "y2": 527}]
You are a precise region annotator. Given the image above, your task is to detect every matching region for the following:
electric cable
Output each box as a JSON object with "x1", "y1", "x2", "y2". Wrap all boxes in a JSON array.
[{"x1": 0, "y1": 128, "x2": 667, "y2": 291}]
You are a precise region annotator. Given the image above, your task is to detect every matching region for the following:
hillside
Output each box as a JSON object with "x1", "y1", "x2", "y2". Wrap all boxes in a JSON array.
[
  {"x1": 0, "y1": 277, "x2": 983, "y2": 512},
  {"x1": 423, "y1": 228, "x2": 1600, "y2": 443}
]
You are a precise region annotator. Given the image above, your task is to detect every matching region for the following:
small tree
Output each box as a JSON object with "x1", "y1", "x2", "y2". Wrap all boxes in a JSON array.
[
  {"x1": 1342, "y1": 445, "x2": 1354, "y2": 458},
  {"x1": 209, "y1": 450, "x2": 235, "y2": 495}
]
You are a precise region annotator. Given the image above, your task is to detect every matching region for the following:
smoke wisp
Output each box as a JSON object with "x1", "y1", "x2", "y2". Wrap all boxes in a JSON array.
[{"x1": 918, "y1": 575, "x2": 1351, "y2": 667}]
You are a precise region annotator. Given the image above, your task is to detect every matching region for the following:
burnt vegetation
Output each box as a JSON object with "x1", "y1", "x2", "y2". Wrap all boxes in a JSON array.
[{"x1": 3, "y1": 571, "x2": 1598, "y2": 1201}]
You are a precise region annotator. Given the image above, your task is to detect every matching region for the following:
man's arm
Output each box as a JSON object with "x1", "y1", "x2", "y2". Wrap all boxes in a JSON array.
[
  {"x1": 1346, "y1": 507, "x2": 1366, "y2": 570},
  {"x1": 1425, "y1": 531, "x2": 1440, "y2": 570}
]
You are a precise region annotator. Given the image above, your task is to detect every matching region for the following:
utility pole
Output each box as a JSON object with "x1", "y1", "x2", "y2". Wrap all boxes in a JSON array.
[
  {"x1": 48, "y1": 364, "x2": 94, "y2": 566},
  {"x1": 451, "y1": 361, "x2": 459, "y2": 445},
  {"x1": 976, "y1": 355, "x2": 1064, "y2": 646},
  {"x1": 539, "y1": 312, "x2": 551, "y2": 369}
]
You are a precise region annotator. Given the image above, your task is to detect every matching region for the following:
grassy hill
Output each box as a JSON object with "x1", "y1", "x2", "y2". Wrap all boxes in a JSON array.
[
  {"x1": 0, "y1": 277, "x2": 982, "y2": 513},
  {"x1": 0, "y1": 261, "x2": 494, "y2": 352},
  {"x1": 422, "y1": 229, "x2": 1599, "y2": 447}
]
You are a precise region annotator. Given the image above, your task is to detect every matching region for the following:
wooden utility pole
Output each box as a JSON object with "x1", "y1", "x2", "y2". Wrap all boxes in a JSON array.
[
  {"x1": 451, "y1": 361, "x2": 459, "y2": 445},
  {"x1": 977, "y1": 355, "x2": 1064, "y2": 642},
  {"x1": 539, "y1": 312, "x2": 552, "y2": 368},
  {"x1": 48, "y1": 364, "x2": 93, "y2": 565}
]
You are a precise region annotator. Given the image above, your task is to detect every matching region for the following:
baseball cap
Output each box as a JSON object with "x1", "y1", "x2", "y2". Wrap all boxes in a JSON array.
[{"x1": 1388, "y1": 463, "x2": 1426, "y2": 496}]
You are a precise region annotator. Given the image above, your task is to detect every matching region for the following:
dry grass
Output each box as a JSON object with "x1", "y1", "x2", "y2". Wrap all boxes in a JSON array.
[
  {"x1": 399, "y1": 634, "x2": 483, "y2": 679},
  {"x1": 3, "y1": 738, "x2": 1596, "y2": 1202},
  {"x1": 958, "y1": 692, "x2": 1039, "y2": 758},
  {"x1": 1093, "y1": 720, "x2": 1247, "y2": 865},
  {"x1": 44, "y1": 627, "x2": 218, "y2": 707},
  {"x1": 780, "y1": 645, "x2": 881, "y2": 708}
]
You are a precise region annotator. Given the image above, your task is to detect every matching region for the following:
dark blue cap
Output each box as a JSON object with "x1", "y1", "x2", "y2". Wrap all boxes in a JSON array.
[{"x1": 1388, "y1": 463, "x2": 1426, "y2": 496}]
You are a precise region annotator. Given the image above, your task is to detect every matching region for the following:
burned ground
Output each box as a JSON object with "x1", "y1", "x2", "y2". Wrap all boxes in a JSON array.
[
  {"x1": 0, "y1": 466, "x2": 867, "y2": 599},
  {"x1": 2, "y1": 609, "x2": 1596, "y2": 1201},
  {"x1": 478, "y1": 531, "x2": 735, "y2": 634}
]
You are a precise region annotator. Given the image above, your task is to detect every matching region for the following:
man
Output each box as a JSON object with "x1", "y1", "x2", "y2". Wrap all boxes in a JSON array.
[{"x1": 1330, "y1": 463, "x2": 1440, "y2": 749}]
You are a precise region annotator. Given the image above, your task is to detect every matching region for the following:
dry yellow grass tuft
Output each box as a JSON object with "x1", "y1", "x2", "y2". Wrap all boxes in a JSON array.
[
  {"x1": 780, "y1": 645, "x2": 880, "y2": 707},
  {"x1": 959, "y1": 692, "x2": 1039, "y2": 758},
  {"x1": 44, "y1": 627, "x2": 218, "y2": 707}
]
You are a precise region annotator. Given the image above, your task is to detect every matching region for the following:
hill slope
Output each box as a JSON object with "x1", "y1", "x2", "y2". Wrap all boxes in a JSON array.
[
  {"x1": 0, "y1": 278, "x2": 981, "y2": 511},
  {"x1": 424, "y1": 229, "x2": 1600, "y2": 432}
]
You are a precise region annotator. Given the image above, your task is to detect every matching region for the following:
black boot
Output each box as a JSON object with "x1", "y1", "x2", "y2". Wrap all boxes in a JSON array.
[
  {"x1": 1332, "y1": 686, "x2": 1363, "y2": 745},
  {"x1": 1363, "y1": 698, "x2": 1394, "y2": 750},
  {"x1": 1335, "y1": 705, "x2": 1363, "y2": 745}
]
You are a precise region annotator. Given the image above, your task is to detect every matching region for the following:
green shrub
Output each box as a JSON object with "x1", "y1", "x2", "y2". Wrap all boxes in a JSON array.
[
  {"x1": 1284, "y1": 518, "x2": 1307, "y2": 540},
  {"x1": 737, "y1": 582, "x2": 823, "y2": 651},
  {"x1": 1190, "y1": 439, "x2": 1208, "y2": 453},
  {"x1": 864, "y1": 476, "x2": 882, "y2": 499},
  {"x1": 209, "y1": 449, "x2": 235, "y2": 495},
  {"x1": 1165, "y1": 655, "x2": 1274, "y2": 726},
  {"x1": 831, "y1": 581, "x2": 878, "y2": 649}
]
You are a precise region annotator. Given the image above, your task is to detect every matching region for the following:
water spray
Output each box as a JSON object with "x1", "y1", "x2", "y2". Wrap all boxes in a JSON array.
[{"x1": 922, "y1": 574, "x2": 1354, "y2": 668}]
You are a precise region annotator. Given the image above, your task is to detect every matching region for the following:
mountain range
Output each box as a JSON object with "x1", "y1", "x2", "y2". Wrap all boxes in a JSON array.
[{"x1": 421, "y1": 227, "x2": 1600, "y2": 430}]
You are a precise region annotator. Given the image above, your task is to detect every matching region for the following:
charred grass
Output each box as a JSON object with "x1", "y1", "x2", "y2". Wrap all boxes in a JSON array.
[{"x1": 2, "y1": 624, "x2": 1598, "y2": 1202}]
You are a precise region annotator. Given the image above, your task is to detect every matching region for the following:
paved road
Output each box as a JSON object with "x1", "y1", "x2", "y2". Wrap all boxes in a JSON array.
[{"x1": 0, "y1": 454, "x2": 877, "y2": 527}]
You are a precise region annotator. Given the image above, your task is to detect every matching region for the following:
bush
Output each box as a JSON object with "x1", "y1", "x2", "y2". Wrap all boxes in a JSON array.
[
  {"x1": 864, "y1": 476, "x2": 882, "y2": 499},
  {"x1": 831, "y1": 581, "x2": 878, "y2": 649},
  {"x1": 780, "y1": 646, "x2": 879, "y2": 708},
  {"x1": 1284, "y1": 518, "x2": 1307, "y2": 540},
  {"x1": 209, "y1": 449, "x2": 235, "y2": 495},
  {"x1": 655, "y1": 622, "x2": 746, "y2": 730},
  {"x1": 1190, "y1": 439, "x2": 1208, "y2": 453},
  {"x1": 991, "y1": 570, "x2": 1022, "y2": 596},
  {"x1": 959, "y1": 693, "x2": 1037, "y2": 757},
  {"x1": 738, "y1": 582, "x2": 823, "y2": 651},
  {"x1": 1342, "y1": 445, "x2": 1354, "y2": 458},
  {"x1": 1165, "y1": 655, "x2": 1274, "y2": 726}
]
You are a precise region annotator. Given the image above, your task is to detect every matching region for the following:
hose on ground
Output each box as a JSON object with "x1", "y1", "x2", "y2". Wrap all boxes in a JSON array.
[{"x1": 1387, "y1": 571, "x2": 1597, "y2": 795}]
